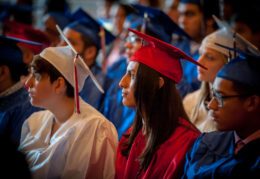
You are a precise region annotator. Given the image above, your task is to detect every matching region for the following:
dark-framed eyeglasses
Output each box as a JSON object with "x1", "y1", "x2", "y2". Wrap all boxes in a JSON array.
[{"x1": 211, "y1": 88, "x2": 251, "y2": 108}]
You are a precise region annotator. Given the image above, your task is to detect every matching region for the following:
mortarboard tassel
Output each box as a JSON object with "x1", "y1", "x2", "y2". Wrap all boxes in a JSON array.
[
  {"x1": 100, "y1": 26, "x2": 107, "y2": 73},
  {"x1": 74, "y1": 54, "x2": 80, "y2": 114},
  {"x1": 141, "y1": 12, "x2": 148, "y2": 46},
  {"x1": 233, "y1": 32, "x2": 237, "y2": 58},
  {"x1": 56, "y1": 24, "x2": 104, "y2": 114}
]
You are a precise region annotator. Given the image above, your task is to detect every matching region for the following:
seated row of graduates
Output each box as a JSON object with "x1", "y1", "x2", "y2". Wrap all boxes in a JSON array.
[{"x1": 1, "y1": 2, "x2": 260, "y2": 179}]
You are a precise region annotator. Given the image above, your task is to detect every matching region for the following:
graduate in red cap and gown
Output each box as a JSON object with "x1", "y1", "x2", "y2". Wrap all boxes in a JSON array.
[
  {"x1": 103, "y1": 3, "x2": 192, "y2": 139},
  {"x1": 3, "y1": 19, "x2": 51, "y2": 64},
  {"x1": 115, "y1": 29, "x2": 207, "y2": 179}
]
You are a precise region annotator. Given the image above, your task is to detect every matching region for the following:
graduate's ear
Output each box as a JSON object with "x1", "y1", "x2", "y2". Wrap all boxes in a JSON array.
[
  {"x1": 158, "y1": 77, "x2": 164, "y2": 89},
  {"x1": 0, "y1": 65, "x2": 10, "y2": 82},
  {"x1": 83, "y1": 45, "x2": 97, "y2": 67},
  {"x1": 54, "y1": 77, "x2": 67, "y2": 95},
  {"x1": 18, "y1": 44, "x2": 34, "y2": 64},
  {"x1": 245, "y1": 95, "x2": 260, "y2": 112}
]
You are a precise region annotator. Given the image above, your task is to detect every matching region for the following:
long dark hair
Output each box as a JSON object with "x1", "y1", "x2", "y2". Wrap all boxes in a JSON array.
[{"x1": 121, "y1": 63, "x2": 189, "y2": 170}]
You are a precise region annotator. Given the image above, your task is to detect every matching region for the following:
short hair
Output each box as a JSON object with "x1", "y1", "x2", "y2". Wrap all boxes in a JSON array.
[
  {"x1": 231, "y1": 82, "x2": 260, "y2": 97},
  {"x1": 81, "y1": 34, "x2": 98, "y2": 58},
  {"x1": 30, "y1": 55, "x2": 74, "y2": 98},
  {"x1": 231, "y1": 8, "x2": 260, "y2": 34},
  {"x1": 0, "y1": 61, "x2": 28, "y2": 82},
  {"x1": 118, "y1": 3, "x2": 136, "y2": 16}
]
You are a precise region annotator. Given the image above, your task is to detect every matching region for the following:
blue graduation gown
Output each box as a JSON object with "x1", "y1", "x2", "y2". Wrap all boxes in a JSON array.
[
  {"x1": 176, "y1": 78, "x2": 193, "y2": 99},
  {"x1": 103, "y1": 57, "x2": 136, "y2": 139},
  {"x1": 0, "y1": 87, "x2": 41, "y2": 145},
  {"x1": 182, "y1": 131, "x2": 260, "y2": 179},
  {"x1": 80, "y1": 64, "x2": 113, "y2": 112},
  {"x1": 174, "y1": 39, "x2": 201, "y2": 92}
]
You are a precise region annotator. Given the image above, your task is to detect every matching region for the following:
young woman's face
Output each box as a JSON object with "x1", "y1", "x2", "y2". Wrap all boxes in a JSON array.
[
  {"x1": 197, "y1": 46, "x2": 227, "y2": 83},
  {"x1": 25, "y1": 70, "x2": 56, "y2": 109},
  {"x1": 119, "y1": 61, "x2": 138, "y2": 108}
]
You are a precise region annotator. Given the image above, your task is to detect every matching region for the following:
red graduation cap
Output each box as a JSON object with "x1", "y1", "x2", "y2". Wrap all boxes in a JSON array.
[
  {"x1": 4, "y1": 20, "x2": 50, "y2": 54},
  {"x1": 128, "y1": 28, "x2": 207, "y2": 83}
]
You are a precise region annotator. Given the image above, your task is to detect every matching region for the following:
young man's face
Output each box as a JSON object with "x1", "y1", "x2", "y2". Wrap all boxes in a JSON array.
[
  {"x1": 178, "y1": 3, "x2": 204, "y2": 42},
  {"x1": 208, "y1": 77, "x2": 249, "y2": 132},
  {"x1": 25, "y1": 71, "x2": 56, "y2": 109},
  {"x1": 59, "y1": 28, "x2": 97, "y2": 67},
  {"x1": 42, "y1": 15, "x2": 60, "y2": 47},
  {"x1": 59, "y1": 28, "x2": 85, "y2": 54},
  {"x1": 124, "y1": 32, "x2": 142, "y2": 59}
]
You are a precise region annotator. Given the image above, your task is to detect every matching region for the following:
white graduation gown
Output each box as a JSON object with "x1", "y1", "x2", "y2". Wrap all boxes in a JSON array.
[
  {"x1": 183, "y1": 89, "x2": 216, "y2": 132},
  {"x1": 19, "y1": 98, "x2": 118, "y2": 179}
]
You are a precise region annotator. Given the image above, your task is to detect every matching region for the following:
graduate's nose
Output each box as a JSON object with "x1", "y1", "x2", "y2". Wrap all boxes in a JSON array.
[
  {"x1": 119, "y1": 74, "x2": 129, "y2": 88},
  {"x1": 25, "y1": 74, "x2": 34, "y2": 89},
  {"x1": 208, "y1": 97, "x2": 218, "y2": 110}
]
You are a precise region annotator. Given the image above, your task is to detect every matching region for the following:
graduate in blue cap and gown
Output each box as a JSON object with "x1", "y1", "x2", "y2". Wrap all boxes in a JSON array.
[
  {"x1": 176, "y1": 0, "x2": 219, "y2": 91},
  {"x1": 42, "y1": 9, "x2": 73, "y2": 47},
  {"x1": 0, "y1": 2, "x2": 33, "y2": 25},
  {"x1": 59, "y1": 8, "x2": 115, "y2": 112},
  {"x1": 182, "y1": 49, "x2": 260, "y2": 178},
  {"x1": 116, "y1": 29, "x2": 207, "y2": 179},
  {"x1": 103, "y1": 4, "x2": 192, "y2": 139},
  {"x1": 0, "y1": 36, "x2": 42, "y2": 146}
]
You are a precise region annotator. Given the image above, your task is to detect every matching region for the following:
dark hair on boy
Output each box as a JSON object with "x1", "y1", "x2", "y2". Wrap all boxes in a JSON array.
[
  {"x1": 30, "y1": 55, "x2": 74, "y2": 98},
  {"x1": 0, "y1": 61, "x2": 28, "y2": 82}
]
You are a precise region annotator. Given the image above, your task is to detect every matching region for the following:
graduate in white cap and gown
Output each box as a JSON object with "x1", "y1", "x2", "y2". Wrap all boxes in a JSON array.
[{"x1": 19, "y1": 45, "x2": 118, "y2": 179}]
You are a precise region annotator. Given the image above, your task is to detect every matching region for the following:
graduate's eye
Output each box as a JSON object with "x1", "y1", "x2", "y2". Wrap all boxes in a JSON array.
[
  {"x1": 131, "y1": 72, "x2": 135, "y2": 79},
  {"x1": 185, "y1": 11, "x2": 196, "y2": 18},
  {"x1": 33, "y1": 72, "x2": 42, "y2": 81},
  {"x1": 206, "y1": 53, "x2": 215, "y2": 61}
]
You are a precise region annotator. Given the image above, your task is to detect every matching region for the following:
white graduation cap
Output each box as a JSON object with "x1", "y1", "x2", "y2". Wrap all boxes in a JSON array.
[
  {"x1": 39, "y1": 25, "x2": 104, "y2": 114},
  {"x1": 201, "y1": 28, "x2": 247, "y2": 59},
  {"x1": 213, "y1": 15, "x2": 260, "y2": 56}
]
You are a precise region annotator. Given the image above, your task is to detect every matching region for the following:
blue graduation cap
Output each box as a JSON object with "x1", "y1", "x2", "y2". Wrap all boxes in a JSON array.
[
  {"x1": 216, "y1": 44, "x2": 260, "y2": 88},
  {"x1": 129, "y1": 4, "x2": 190, "y2": 43},
  {"x1": 48, "y1": 10, "x2": 73, "y2": 30},
  {"x1": 0, "y1": 2, "x2": 33, "y2": 24},
  {"x1": 213, "y1": 15, "x2": 260, "y2": 56},
  {"x1": 65, "y1": 8, "x2": 115, "y2": 49},
  {"x1": 0, "y1": 35, "x2": 42, "y2": 63},
  {"x1": 180, "y1": 0, "x2": 201, "y2": 5}
]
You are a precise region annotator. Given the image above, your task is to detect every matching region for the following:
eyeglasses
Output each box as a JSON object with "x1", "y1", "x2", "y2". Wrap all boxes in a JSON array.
[
  {"x1": 211, "y1": 88, "x2": 251, "y2": 107},
  {"x1": 125, "y1": 35, "x2": 142, "y2": 43}
]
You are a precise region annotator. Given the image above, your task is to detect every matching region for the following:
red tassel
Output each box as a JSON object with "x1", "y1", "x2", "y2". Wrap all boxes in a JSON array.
[
  {"x1": 74, "y1": 54, "x2": 80, "y2": 114},
  {"x1": 99, "y1": 26, "x2": 107, "y2": 73}
]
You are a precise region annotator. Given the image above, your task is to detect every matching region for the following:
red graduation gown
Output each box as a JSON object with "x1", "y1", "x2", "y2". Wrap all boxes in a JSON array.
[{"x1": 116, "y1": 118, "x2": 200, "y2": 179}]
